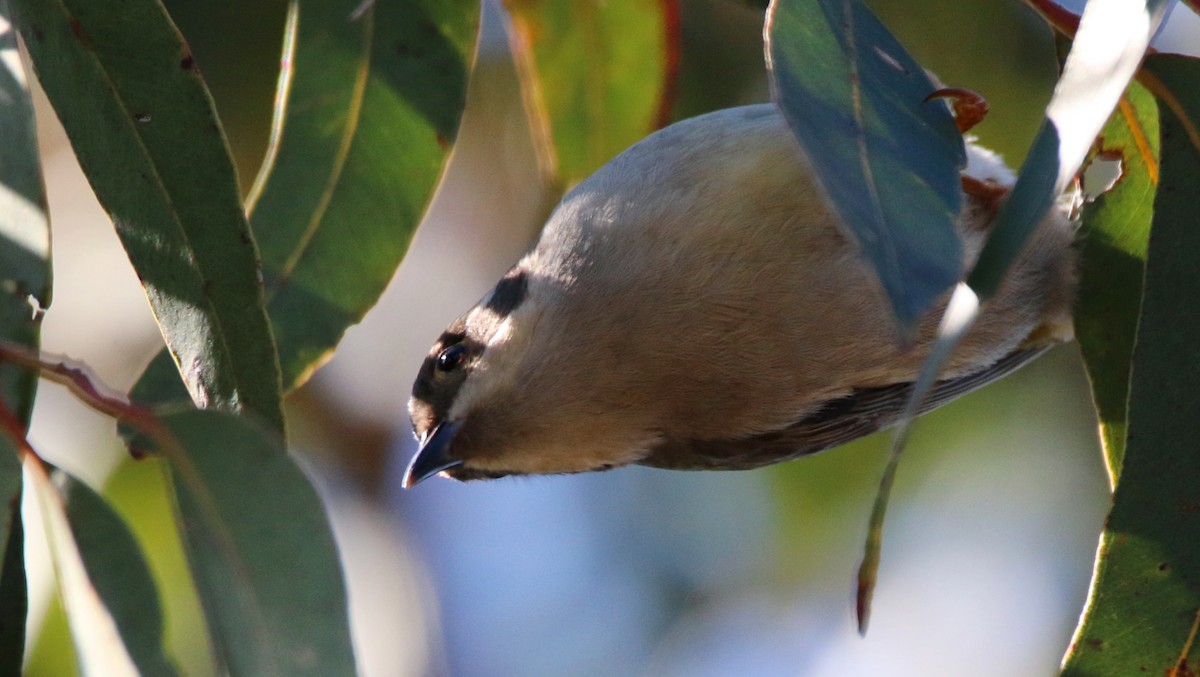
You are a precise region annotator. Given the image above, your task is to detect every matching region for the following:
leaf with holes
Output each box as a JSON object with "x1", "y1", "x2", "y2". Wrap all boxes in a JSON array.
[
  {"x1": 1061, "y1": 53, "x2": 1200, "y2": 677},
  {"x1": 966, "y1": 0, "x2": 1171, "y2": 300},
  {"x1": 1073, "y1": 82, "x2": 1158, "y2": 481},
  {"x1": 840, "y1": 0, "x2": 1169, "y2": 630}
]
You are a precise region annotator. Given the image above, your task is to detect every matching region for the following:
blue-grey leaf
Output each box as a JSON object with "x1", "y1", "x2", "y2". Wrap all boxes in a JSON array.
[{"x1": 766, "y1": 0, "x2": 966, "y2": 330}]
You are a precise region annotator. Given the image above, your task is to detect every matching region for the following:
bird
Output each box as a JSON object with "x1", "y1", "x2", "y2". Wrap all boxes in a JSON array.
[{"x1": 402, "y1": 103, "x2": 1076, "y2": 488}]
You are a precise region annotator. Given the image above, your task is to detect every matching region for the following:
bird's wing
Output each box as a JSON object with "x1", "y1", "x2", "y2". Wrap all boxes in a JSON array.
[{"x1": 638, "y1": 347, "x2": 1048, "y2": 471}]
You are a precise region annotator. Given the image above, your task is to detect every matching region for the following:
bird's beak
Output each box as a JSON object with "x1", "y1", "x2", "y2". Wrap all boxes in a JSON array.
[{"x1": 402, "y1": 420, "x2": 465, "y2": 489}]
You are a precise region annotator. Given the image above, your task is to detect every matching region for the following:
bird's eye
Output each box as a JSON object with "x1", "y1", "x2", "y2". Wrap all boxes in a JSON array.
[{"x1": 436, "y1": 343, "x2": 468, "y2": 372}]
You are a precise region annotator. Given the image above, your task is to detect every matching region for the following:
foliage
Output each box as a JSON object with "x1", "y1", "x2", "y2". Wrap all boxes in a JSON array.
[
  {"x1": 0, "y1": 0, "x2": 1197, "y2": 674},
  {"x1": 767, "y1": 0, "x2": 966, "y2": 332},
  {"x1": 1062, "y1": 54, "x2": 1200, "y2": 676}
]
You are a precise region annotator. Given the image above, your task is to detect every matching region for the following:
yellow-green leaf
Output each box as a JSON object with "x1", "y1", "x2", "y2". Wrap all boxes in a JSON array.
[
  {"x1": 1073, "y1": 83, "x2": 1158, "y2": 481},
  {"x1": 505, "y1": 0, "x2": 679, "y2": 186}
]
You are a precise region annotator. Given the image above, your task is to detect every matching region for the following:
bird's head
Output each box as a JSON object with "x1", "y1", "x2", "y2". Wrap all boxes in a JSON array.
[{"x1": 404, "y1": 264, "x2": 657, "y2": 487}]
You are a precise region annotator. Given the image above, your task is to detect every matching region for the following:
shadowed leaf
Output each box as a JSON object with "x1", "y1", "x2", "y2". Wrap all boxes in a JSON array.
[
  {"x1": 13, "y1": 0, "x2": 284, "y2": 430},
  {"x1": 0, "y1": 511, "x2": 25, "y2": 675},
  {"x1": 1061, "y1": 53, "x2": 1200, "y2": 677},
  {"x1": 765, "y1": 0, "x2": 965, "y2": 331},
  {"x1": 26, "y1": 459, "x2": 139, "y2": 677},
  {"x1": 62, "y1": 475, "x2": 178, "y2": 677},
  {"x1": 0, "y1": 1, "x2": 48, "y2": 667},
  {"x1": 131, "y1": 0, "x2": 480, "y2": 411},
  {"x1": 161, "y1": 409, "x2": 355, "y2": 676}
]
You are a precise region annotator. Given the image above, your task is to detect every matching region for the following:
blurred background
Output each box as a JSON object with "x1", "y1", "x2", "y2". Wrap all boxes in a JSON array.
[{"x1": 23, "y1": 0, "x2": 1198, "y2": 674}]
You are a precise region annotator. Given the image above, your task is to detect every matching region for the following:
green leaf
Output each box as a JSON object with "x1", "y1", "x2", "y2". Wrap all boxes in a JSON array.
[
  {"x1": 765, "y1": 0, "x2": 965, "y2": 330},
  {"x1": 504, "y1": 0, "x2": 679, "y2": 186},
  {"x1": 0, "y1": 1, "x2": 49, "y2": 668},
  {"x1": 1061, "y1": 53, "x2": 1200, "y2": 677},
  {"x1": 132, "y1": 0, "x2": 480, "y2": 410},
  {"x1": 13, "y1": 0, "x2": 284, "y2": 431},
  {"x1": 161, "y1": 409, "x2": 356, "y2": 676},
  {"x1": 0, "y1": 504, "x2": 26, "y2": 676},
  {"x1": 103, "y1": 457, "x2": 217, "y2": 675},
  {"x1": 0, "y1": 2, "x2": 50, "y2": 316},
  {"x1": 26, "y1": 459, "x2": 140, "y2": 677},
  {"x1": 1073, "y1": 83, "x2": 1158, "y2": 481},
  {"x1": 62, "y1": 475, "x2": 178, "y2": 677}
]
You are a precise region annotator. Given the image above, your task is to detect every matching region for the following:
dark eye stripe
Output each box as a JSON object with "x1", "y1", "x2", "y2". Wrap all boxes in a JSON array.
[
  {"x1": 411, "y1": 328, "x2": 485, "y2": 421},
  {"x1": 438, "y1": 325, "x2": 467, "y2": 348},
  {"x1": 484, "y1": 269, "x2": 528, "y2": 318},
  {"x1": 409, "y1": 273, "x2": 517, "y2": 428}
]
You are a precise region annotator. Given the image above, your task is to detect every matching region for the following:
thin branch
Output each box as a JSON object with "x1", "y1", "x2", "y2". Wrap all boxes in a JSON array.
[
  {"x1": 1023, "y1": 0, "x2": 1080, "y2": 38},
  {"x1": 0, "y1": 341, "x2": 154, "y2": 431},
  {"x1": 1170, "y1": 607, "x2": 1200, "y2": 677},
  {"x1": 0, "y1": 339, "x2": 275, "y2": 653}
]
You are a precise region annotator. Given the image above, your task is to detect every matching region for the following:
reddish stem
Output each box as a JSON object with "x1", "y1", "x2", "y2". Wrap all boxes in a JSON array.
[
  {"x1": 653, "y1": 0, "x2": 682, "y2": 130},
  {"x1": 1023, "y1": 0, "x2": 1081, "y2": 37},
  {"x1": 0, "y1": 341, "x2": 169, "y2": 456},
  {"x1": 1024, "y1": 0, "x2": 1159, "y2": 57}
]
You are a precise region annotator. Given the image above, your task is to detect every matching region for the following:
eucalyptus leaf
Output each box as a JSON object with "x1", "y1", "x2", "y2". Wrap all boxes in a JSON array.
[
  {"x1": 63, "y1": 475, "x2": 178, "y2": 677},
  {"x1": 1073, "y1": 83, "x2": 1158, "y2": 481},
  {"x1": 13, "y1": 0, "x2": 284, "y2": 430},
  {"x1": 765, "y1": 0, "x2": 966, "y2": 331},
  {"x1": 0, "y1": 505, "x2": 25, "y2": 676},
  {"x1": 850, "y1": 0, "x2": 1170, "y2": 629},
  {"x1": 504, "y1": 0, "x2": 679, "y2": 186},
  {"x1": 967, "y1": 0, "x2": 1171, "y2": 298},
  {"x1": 26, "y1": 459, "x2": 139, "y2": 677},
  {"x1": 0, "y1": 0, "x2": 49, "y2": 666},
  {"x1": 1061, "y1": 53, "x2": 1200, "y2": 677},
  {"x1": 161, "y1": 409, "x2": 356, "y2": 677},
  {"x1": 131, "y1": 0, "x2": 480, "y2": 411}
]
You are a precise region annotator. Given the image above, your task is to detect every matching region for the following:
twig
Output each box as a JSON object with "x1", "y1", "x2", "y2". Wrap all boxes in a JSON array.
[
  {"x1": 0, "y1": 341, "x2": 156, "y2": 434},
  {"x1": 0, "y1": 338, "x2": 275, "y2": 656},
  {"x1": 1023, "y1": 0, "x2": 1081, "y2": 38}
]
